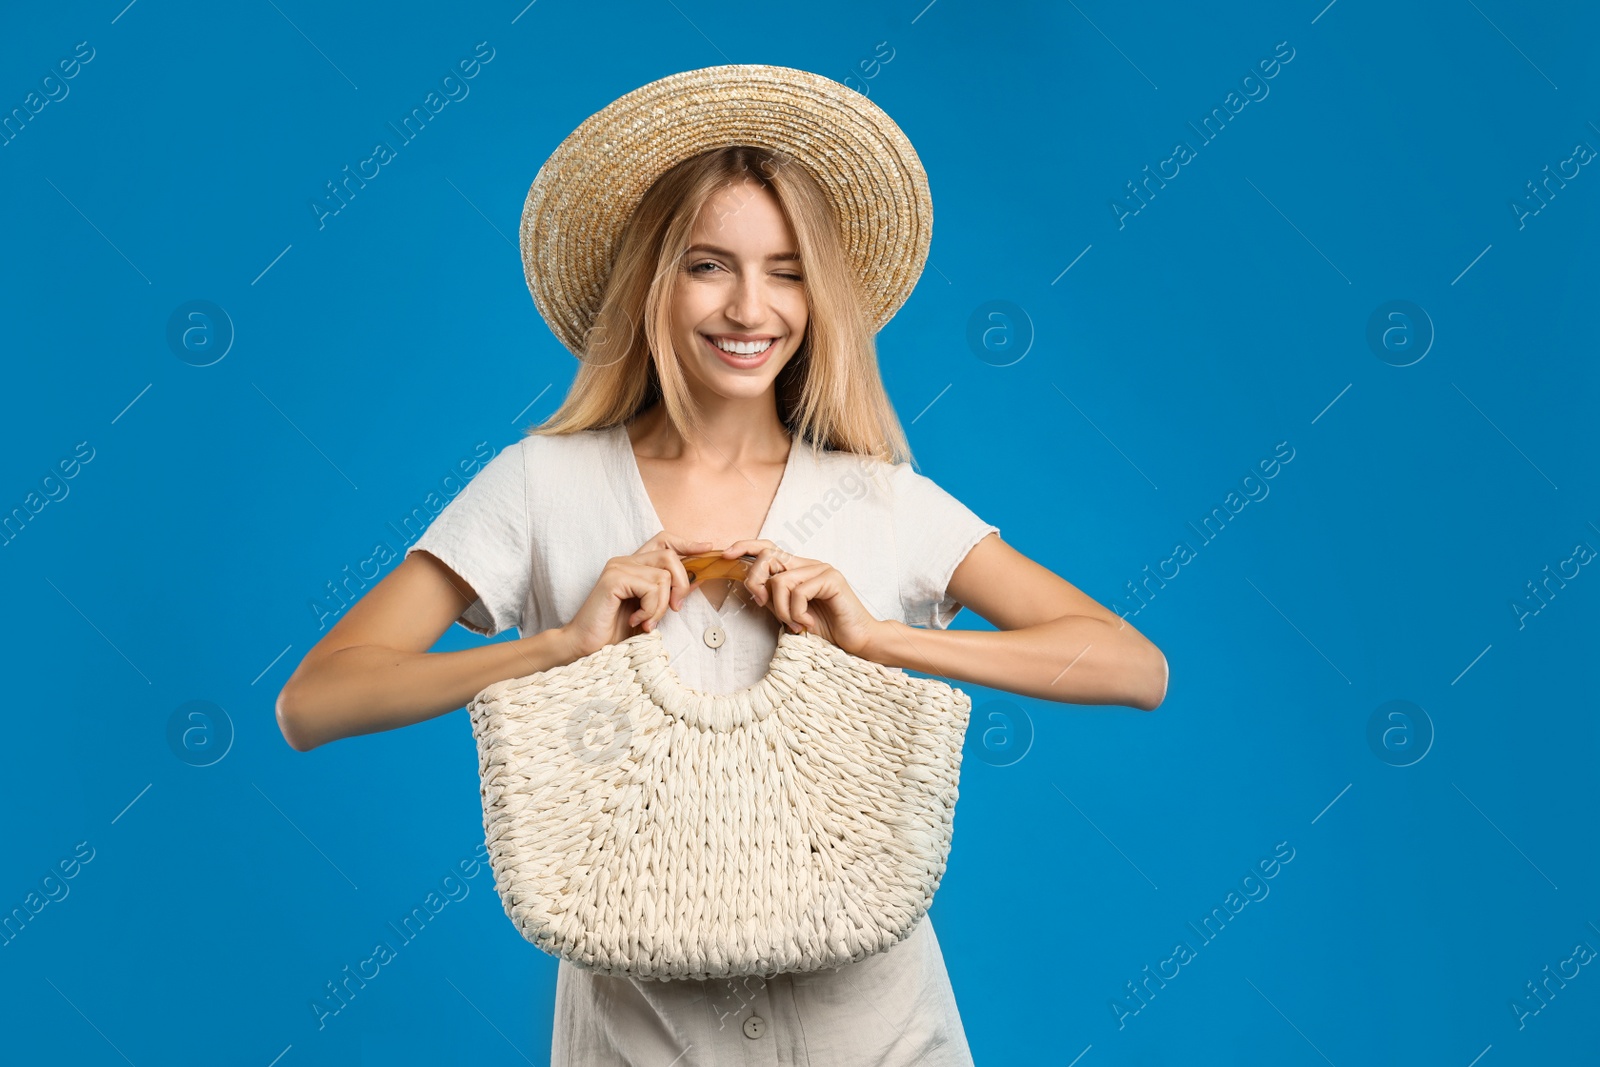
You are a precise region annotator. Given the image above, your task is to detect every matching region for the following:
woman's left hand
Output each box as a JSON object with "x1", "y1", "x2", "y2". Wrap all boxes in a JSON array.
[{"x1": 717, "y1": 539, "x2": 885, "y2": 657}]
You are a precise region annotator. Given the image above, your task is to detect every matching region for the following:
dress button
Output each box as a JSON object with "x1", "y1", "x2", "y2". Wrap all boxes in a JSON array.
[
  {"x1": 703, "y1": 624, "x2": 726, "y2": 649},
  {"x1": 743, "y1": 1014, "x2": 766, "y2": 1039}
]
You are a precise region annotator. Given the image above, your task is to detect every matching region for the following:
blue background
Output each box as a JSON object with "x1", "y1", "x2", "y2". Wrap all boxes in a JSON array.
[{"x1": 2, "y1": 1, "x2": 1596, "y2": 1063}]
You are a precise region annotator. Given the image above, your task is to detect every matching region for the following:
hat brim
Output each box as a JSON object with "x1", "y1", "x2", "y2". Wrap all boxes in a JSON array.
[{"x1": 520, "y1": 64, "x2": 932, "y2": 359}]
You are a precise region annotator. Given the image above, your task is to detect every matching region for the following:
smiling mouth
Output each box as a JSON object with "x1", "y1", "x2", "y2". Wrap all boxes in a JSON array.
[{"x1": 702, "y1": 333, "x2": 777, "y2": 356}]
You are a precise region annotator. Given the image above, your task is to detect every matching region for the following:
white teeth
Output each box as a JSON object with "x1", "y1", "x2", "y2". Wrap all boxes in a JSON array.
[{"x1": 709, "y1": 336, "x2": 774, "y2": 356}]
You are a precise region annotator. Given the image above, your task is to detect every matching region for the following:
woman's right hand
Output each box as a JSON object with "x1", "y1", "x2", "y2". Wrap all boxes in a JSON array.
[{"x1": 557, "y1": 531, "x2": 715, "y2": 661}]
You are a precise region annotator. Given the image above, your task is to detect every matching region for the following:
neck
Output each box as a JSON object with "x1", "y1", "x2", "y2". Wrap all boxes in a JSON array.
[{"x1": 627, "y1": 399, "x2": 790, "y2": 466}]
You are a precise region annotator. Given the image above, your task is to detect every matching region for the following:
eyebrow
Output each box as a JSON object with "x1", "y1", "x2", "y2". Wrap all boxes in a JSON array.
[{"x1": 682, "y1": 243, "x2": 801, "y2": 263}]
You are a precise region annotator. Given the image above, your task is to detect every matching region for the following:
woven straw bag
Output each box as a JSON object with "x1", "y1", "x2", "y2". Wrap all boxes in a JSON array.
[{"x1": 466, "y1": 609, "x2": 971, "y2": 982}]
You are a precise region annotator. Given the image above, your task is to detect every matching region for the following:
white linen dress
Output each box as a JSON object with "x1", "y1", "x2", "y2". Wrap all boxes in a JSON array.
[{"x1": 407, "y1": 422, "x2": 999, "y2": 1066}]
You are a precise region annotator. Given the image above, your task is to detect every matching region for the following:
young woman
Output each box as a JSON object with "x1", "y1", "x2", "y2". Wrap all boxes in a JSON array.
[{"x1": 276, "y1": 65, "x2": 1166, "y2": 1066}]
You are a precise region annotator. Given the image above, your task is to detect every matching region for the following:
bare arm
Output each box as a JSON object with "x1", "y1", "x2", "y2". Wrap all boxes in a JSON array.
[
  {"x1": 274, "y1": 550, "x2": 578, "y2": 752},
  {"x1": 862, "y1": 533, "x2": 1168, "y2": 711}
]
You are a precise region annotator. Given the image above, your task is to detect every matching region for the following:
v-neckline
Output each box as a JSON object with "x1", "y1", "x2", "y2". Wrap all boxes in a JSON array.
[{"x1": 613, "y1": 422, "x2": 801, "y2": 616}]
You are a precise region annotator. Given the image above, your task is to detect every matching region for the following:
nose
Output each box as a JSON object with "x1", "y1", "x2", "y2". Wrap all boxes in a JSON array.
[{"x1": 725, "y1": 272, "x2": 766, "y2": 326}]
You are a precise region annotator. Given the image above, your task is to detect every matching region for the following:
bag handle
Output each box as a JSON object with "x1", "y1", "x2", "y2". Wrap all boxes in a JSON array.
[{"x1": 679, "y1": 552, "x2": 758, "y2": 586}]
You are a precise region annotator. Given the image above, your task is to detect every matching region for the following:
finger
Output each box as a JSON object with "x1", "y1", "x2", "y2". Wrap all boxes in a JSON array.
[
  {"x1": 637, "y1": 534, "x2": 715, "y2": 610},
  {"x1": 721, "y1": 537, "x2": 783, "y2": 560},
  {"x1": 768, "y1": 570, "x2": 801, "y2": 630},
  {"x1": 668, "y1": 534, "x2": 719, "y2": 556},
  {"x1": 790, "y1": 572, "x2": 834, "y2": 628},
  {"x1": 628, "y1": 596, "x2": 650, "y2": 628},
  {"x1": 745, "y1": 549, "x2": 778, "y2": 606},
  {"x1": 772, "y1": 566, "x2": 828, "y2": 631},
  {"x1": 641, "y1": 531, "x2": 718, "y2": 557},
  {"x1": 784, "y1": 568, "x2": 811, "y2": 625},
  {"x1": 743, "y1": 545, "x2": 802, "y2": 605},
  {"x1": 644, "y1": 572, "x2": 673, "y2": 630},
  {"x1": 641, "y1": 548, "x2": 695, "y2": 610},
  {"x1": 618, "y1": 565, "x2": 670, "y2": 629},
  {"x1": 764, "y1": 574, "x2": 787, "y2": 627},
  {"x1": 629, "y1": 572, "x2": 668, "y2": 632},
  {"x1": 749, "y1": 556, "x2": 783, "y2": 606}
]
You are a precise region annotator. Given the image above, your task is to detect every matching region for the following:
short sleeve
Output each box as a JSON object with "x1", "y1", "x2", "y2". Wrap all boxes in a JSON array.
[
  {"x1": 890, "y1": 462, "x2": 999, "y2": 629},
  {"x1": 404, "y1": 439, "x2": 531, "y2": 637}
]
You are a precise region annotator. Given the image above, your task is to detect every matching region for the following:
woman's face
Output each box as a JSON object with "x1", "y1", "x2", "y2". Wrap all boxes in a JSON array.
[{"x1": 668, "y1": 178, "x2": 808, "y2": 404}]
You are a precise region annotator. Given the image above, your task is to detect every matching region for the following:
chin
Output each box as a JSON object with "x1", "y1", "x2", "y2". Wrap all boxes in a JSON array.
[{"x1": 699, "y1": 372, "x2": 782, "y2": 400}]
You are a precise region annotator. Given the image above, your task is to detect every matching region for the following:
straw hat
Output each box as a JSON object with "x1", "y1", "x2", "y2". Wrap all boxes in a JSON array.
[{"x1": 519, "y1": 63, "x2": 933, "y2": 359}]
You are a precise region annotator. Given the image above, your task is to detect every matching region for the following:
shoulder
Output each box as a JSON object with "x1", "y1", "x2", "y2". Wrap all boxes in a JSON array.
[
  {"x1": 836, "y1": 448, "x2": 960, "y2": 500},
  {"x1": 797, "y1": 441, "x2": 899, "y2": 495},
  {"x1": 503, "y1": 426, "x2": 618, "y2": 479},
  {"x1": 445, "y1": 429, "x2": 616, "y2": 510},
  {"x1": 505, "y1": 425, "x2": 615, "y2": 457},
  {"x1": 792, "y1": 442, "x2": 976, "y2": 514}
]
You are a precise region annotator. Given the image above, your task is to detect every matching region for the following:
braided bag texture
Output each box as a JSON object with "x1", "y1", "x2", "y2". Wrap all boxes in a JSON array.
[{"x1": 466, "y1": 626, "x2": 971, "y2": 981}]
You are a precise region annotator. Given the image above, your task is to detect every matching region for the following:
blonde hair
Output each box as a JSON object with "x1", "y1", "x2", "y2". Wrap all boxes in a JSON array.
[{"x1": 529, "y1": 145, "x2": 913, "y2": 465}]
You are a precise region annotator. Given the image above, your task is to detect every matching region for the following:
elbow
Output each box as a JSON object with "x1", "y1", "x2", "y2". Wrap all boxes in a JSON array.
[
  {"x1": 1133, "y1": 647, "x2": 1168, "y2": 712},
  {"x1": 274, "y1": 684, "x2": 317, "y2": 753},
  {"x1": 1103, "y1": 616, "x2": 1166, "y2": 712}
]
